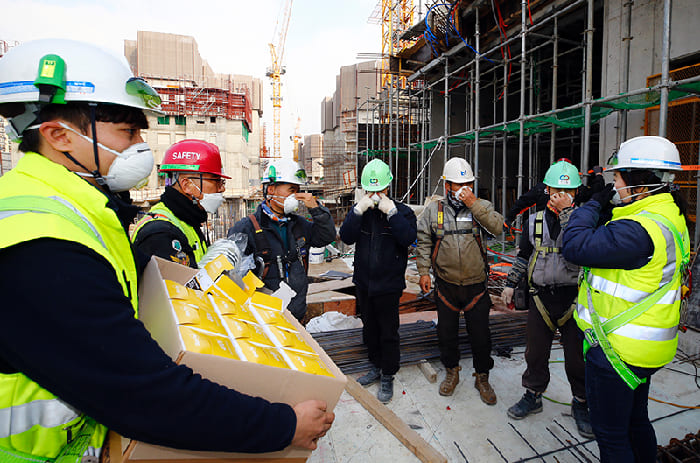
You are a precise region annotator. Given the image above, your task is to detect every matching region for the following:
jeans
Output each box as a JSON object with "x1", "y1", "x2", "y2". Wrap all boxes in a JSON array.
[{"x1": 585, "y1": 346, "x2": 659, "y2": 463}]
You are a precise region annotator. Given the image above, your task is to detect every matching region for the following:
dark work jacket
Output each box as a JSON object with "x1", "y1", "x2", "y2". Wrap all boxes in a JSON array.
[
  {"x1": 132, "y1": 186, "x2": 208, "y2": 269},
  {"x1": 228, "y1": 203, "x2": 336, "y2": 320},
  {"x1": 339, "y1": 201, "x2": 417, "y2": 296}
]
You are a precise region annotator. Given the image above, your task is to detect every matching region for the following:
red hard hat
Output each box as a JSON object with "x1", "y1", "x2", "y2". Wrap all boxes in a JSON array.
[{"x1": 159, "y1": 139, "x2": 231, "y2": 179}]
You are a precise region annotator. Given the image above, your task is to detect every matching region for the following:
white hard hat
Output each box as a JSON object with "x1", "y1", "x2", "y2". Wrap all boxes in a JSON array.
[
  {"x1": 442, "y1": 157, "x2": 474, "y2": 183},
  {"x1": 262, "y1": 158, "x2": 307, "y2": 185},
  {"x1": 0, "y1": 38, "x2": 163, "y2": 139},
  {"x1": 608, "y1": 136, "x2": 682, "y2": 172}
]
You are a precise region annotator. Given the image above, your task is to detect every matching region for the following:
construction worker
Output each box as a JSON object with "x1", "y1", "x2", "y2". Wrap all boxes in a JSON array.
[
  {"x1": 228, "y1": 158, "x2": 336, "y2": 322},
  {"x1": 339, "y1": 159, "x2": 417, "y2": 403},
  {"x1": 501, "y1": 160, "x2": 593, "y2": 438},
  {"x1": 131, "y1": 139, "x2": 228, "y2": 268},
  {"x1": 562, "y1": 136, "x2": 689, "y2": 462},
  {"x1": 0, "y1": 39, "x2": 333, "y2": 460},
  {"x1": 416, "y1": 157, "x2": 504, "y2": 403}
]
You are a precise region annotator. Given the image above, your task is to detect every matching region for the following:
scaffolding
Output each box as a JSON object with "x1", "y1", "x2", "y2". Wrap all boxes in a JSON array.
[{"x1": 358, "y1": 0, "x2": 700, "y2": 248}]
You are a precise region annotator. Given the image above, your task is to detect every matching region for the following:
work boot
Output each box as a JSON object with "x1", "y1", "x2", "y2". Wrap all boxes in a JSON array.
[
  {"x1": 377, "y1": 374, "x2": 394, "y2": 403},
  {"x1": 507, "y1": 390, "x2": 543, "y2": 419},
  {"x1": 357, "y1": 366, "x2": 381, "y2": 386},
  {"x1": 473, "y1": 372, "x2": 497, "y2": 405},
  {"x1": 439, "y1": 366, "x2": 461, "y2": 396},
  {"x1": 571, "y1": 397, "x2": 595, "y2": 439}
]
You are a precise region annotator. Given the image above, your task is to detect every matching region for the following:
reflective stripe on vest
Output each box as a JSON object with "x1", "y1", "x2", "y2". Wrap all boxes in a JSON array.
[
  {"x1": 132, "y1": 202, "x2": 207, "y2": 263},
  {"x1": 0, "y1": 400, "x2": 78, "y2": 439}
]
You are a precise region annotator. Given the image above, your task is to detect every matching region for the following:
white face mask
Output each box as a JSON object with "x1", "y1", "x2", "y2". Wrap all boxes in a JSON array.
[
  {"x1": 611, "y1": 184, "x2": 663, "y2": 206},
  {"x1": 191, "y1": 183, "x2": 224, "y2": 214},
  {"x1": 370, "y1": 193, "x2": 381, "y2": 204},
  {"x1": 283, "y1": 194, "x2": 299, "y2": 214},
  {"x1": 199, "y1": 193, "x2": 224, "y2": 214},
  {"x1": 59, "y1": 122, "x2": 154, "y2": 192}
]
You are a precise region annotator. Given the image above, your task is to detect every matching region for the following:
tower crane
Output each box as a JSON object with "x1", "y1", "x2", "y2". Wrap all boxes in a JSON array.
[
  {"x1": 292, "y1": 115, "x2": 302, "y2": 162},
  {"x1": 266, "y1": 0, "x2": 294, "y2": 159}
]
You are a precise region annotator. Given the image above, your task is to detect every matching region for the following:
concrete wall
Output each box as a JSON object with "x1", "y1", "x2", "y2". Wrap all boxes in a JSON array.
[{"x1": 599, "y1": 0, "x2": 700, "y2": 161}]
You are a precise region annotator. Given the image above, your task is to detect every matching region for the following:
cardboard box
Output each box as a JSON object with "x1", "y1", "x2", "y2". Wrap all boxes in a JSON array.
[{"x1": 112, "y1": 257, "x2": 346, "y2": 462}]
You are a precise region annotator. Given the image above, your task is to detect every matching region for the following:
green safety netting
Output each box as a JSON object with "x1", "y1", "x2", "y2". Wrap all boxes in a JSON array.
[{"x1": 381, "y1": 83, "x2": 700, "y2": 150}]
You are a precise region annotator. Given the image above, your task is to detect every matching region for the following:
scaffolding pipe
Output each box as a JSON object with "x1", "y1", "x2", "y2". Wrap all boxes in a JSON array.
[
  {"x1": 696, "y1": 140, "x2": 700, "y2": 250},
  {"x1": 492, "y1": 73, "x2": 497, "y2": 203},
  {"x1": 618, "y1": 0, "x2": 633, "y2": 143},
  {"x1": 659, "y1": 0, "x2": 671, "y2": 137},
  {"x1": 528, "y1": 56, "x2": 535, "y2": 189},
  {"x1": 395, "y1": 82, "x2": 400, "y2": 196},
  {"x1": 517, "y1": 0, "x2": 528, "y2": 201},
  {"x1": 550, "y1": 16, "x2": 559, "y2": 164},
  {"x1": 501, "y1": 60, "x2": 509, "y2": 237},
  {"x1": 581, "y1": 0, "x2": 594, "y2": 183},
  {"x1": 475, "y1": 11, "x2": 481, "y2": 193},
  {"x1": 444, "y1": 58, "x2": 449, "y2": 173}
]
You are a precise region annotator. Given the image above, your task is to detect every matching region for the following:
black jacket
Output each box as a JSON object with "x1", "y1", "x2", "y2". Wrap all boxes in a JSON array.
[
  {"x1": 228, "y1": 203, "x2": 336, "y2": 320},
  {"x1": 132, "y1": 186, "x2": 208, "y2": 269},
  {"x1": 339, "y1": 200, "x2": 417, "y2": 296}
]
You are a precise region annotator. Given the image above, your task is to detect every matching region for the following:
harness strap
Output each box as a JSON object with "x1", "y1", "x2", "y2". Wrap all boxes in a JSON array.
[
  {"x1": 248, "y1": 213, "x2": 271, "y2": 279},
  {"x1": 437, "y1": 287, "x2": 486, "y2": 313},
  {"x1": 530, "y1": 292, "x2": 575, "y2": 332},
  {"x1": 432, "y1": 202, "x2": 488, "y2": 274},
  {"x1": 582, "y1": 270, "x2": 646, "y2": 390}
]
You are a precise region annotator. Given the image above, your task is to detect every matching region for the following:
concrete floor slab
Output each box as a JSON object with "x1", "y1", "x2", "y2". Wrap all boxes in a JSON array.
[{"x1": 308, "y1": 346, "x2": 700, "y2": 463}]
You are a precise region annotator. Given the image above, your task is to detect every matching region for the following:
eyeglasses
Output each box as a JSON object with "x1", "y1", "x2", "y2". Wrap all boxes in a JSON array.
[
  {"x1": 200, "y1": 176, "x2": 226, "y2": 188},
  {"x1": 125, "y1": 77, "x2": 161, "y2": 109}
]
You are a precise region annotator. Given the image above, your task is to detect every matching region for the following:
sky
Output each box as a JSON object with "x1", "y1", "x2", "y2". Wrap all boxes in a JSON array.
[{"x1": 2, "y1": 0, "x2": 382, "y2": 155}]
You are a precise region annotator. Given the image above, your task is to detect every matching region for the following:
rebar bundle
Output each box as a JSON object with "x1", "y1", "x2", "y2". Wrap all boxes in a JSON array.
[{"x1": 312, "y1": 312, "x2": 528, "y2": 374}]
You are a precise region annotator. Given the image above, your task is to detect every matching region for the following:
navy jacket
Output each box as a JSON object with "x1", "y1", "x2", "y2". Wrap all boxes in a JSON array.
[
  {"x1": 228, "y1": 203, "x2": 336, "y2": 320},
  {"x1": 561, "y1": 199, "x2": 653, "y2": 270},
  {"x1": 339, "y1": 200, "x2": 417, "y2": 296}
]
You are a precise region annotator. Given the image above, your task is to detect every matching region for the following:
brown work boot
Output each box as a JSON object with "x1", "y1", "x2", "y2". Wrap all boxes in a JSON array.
[
  {"x1": 439, "y1": 366, "x2": 461, "y2": 396},
  {"x1": 473, "y1": 372, "x2": 497, "y2": 405}
]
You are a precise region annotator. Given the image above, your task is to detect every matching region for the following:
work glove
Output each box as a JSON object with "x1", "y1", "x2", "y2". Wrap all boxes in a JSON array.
[
  {"x1": 378, "y1": 194, "x2": 397, "y2": 218},
  {"x1": 501, "y1": 287, "x2": 515, "y2": 308},
  {"x1": 592, "y1": 165, "x2": 604, "y2": 175},
  {"x1": 354, "y1": 194, "x2": 375, "y2": 216},
  {"x1": 590, "y1": 183, "x2": 615, "y2": 207}
]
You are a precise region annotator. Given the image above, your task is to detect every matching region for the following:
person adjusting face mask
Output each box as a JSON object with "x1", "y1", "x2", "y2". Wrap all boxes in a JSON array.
[
  {"x1": 227, "y1": 157, "x2": 336, "y2": 322},
  {"x1": 131, "y1": 139, "x2": 229, "y2": 268}
]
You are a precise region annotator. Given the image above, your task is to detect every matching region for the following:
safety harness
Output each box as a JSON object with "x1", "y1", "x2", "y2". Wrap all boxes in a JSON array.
[
  {"x1": 581, "y1": 212, "x2": 689, "y2": 389},
  {"x1": 432, "y1": 201, "x2": 488, "y2": 312},
  {"x1": 527, "y1": 210, "x2": 576, "y2": 331},
  {"x1": 248, "y1": 213, "x2": 309, "y2": 282}
]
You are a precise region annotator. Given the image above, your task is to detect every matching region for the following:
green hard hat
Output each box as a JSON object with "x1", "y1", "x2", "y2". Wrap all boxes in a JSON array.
[
  {"x1": 361, "y1": 159, "x2": 393, "y2": 192},
  {"x1": 543, "y1": 161, "x2": 582, "y2": 188}
]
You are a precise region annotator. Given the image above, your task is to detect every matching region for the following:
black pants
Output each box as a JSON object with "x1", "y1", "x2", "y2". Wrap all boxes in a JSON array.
[
  {"x1": 522, "y1": 285, "x2": 585, "y2": 399},
  {"x1": 435, "y1": 278, "x2": 494, "y2": 372},
  {"x1": 356, "y1": 287, "x2": 401, "y2": 376}
]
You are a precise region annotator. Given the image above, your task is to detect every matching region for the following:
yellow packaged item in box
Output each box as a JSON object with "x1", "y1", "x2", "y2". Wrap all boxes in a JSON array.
[
  {"x1": 267, "y1": 325, "x2": 314, "y2": 353},
  {"x1": 236, "y1": 339, "x2": 289, "y2": 369},
  {"x1": 250, "y1": 291, "x2": 283, "y2": 311},
  {"x1": 252, "y1": 306, "x2": 297, "y2": 330},
  {"x1": 178, "y1": 326, "x2": 238, "y2": 359},
  {"x1": 164, "y1": 279, "x2": 192, "y2": 300},
  {"x1": 203, "y1": 254, "x2": 234, "y2": 281},
  {"x1": 223, "y1": 318, "x2": 273, "y2": 346},
  {"x1": 211, "y1": 296, "x2": 258, "y2": 323},
  {"x1": 208, "y1": 274, "x2": 249, "y2": 305},
  {"x1": 284, "y1": 350, "x2": 333, "y2": 377},
  {"x1": 170, "y1": 300, "x2": 225, "y2": 335},
  {"x1": 242, "y1": 271, "x2": 265, "y2": 296}
]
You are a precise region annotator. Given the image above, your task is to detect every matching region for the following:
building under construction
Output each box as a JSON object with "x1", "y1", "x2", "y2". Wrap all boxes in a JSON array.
[
  {"x1": 320, "y1": 0, "x2": 700, "y2": 246},
  {"x1": 123, "y1": 31, "x2": 266, "y2": 239}
]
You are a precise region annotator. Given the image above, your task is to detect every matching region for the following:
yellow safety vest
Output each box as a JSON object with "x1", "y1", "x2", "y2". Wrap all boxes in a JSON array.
[
  {"x1": 131, "y1": 201, "x2": 207, "y2": 264},
  {"x1": 574, "y1": 193, "x2": 689, "y2": 368},
  {"x1": 0, "y1": 152, "x2": 139, "y2": 460}
]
